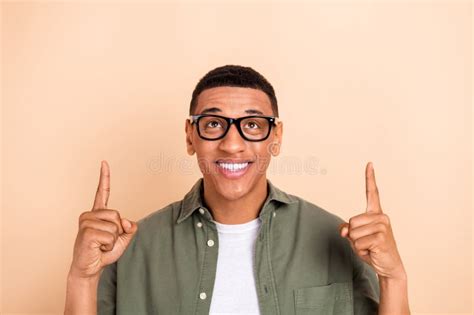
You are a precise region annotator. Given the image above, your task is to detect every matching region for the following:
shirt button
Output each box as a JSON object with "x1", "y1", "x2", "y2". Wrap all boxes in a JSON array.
[
  {"x1": 207, "y1": 239, "x2": 215, "y2": 247},
  {"x1": 272, "y1": 212, "x2": 276, "y2": 218},
  {"x1": 199, "y1": 292, "x2": 207, "y2": 300},
  {"x1": 199, "y1": 208, "x2": 205, "y2": 215},
  {"x1": 196, "y1": 222, "x2": 203, "y2": 228}
]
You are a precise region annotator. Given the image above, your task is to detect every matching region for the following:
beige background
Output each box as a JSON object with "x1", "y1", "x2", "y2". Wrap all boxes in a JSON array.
[{"x1": 1, "y1": 1, "x2": 472, "y2": 314}]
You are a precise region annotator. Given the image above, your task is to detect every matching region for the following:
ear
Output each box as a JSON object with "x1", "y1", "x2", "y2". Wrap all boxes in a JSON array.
[
  {"x1": 270, "y1": 121, "x2": 283, "y2": 156},
  {"x1": 185, "y1": 119, "x2": 196, "y2": 156}
]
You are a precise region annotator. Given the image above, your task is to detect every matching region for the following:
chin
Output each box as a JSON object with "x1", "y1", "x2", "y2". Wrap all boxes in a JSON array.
[
  {"x1": 214, "y1": 178, "x2": 251, "y2": 201},
  {"x1": 203, "y1": 173, "x2": 257, "y2": 201}
]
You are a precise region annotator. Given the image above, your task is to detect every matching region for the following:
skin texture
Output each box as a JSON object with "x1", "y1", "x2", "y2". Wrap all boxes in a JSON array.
[{"x1": 185, "y1": 86, "x2": 282, "y2": 224}]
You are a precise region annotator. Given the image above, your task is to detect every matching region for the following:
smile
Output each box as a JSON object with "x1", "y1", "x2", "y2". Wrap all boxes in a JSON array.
[
  {"x1": 215, "y1": 161, "x2": 253, "y2": 179},
  {"x1": 217, "y1": 162, "x2": 249, "y2": 171}
]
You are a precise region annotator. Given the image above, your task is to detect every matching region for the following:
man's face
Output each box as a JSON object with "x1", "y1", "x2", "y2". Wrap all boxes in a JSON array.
[{"x1": 185, "y1": 86, "x2": 283, "y2": 201}]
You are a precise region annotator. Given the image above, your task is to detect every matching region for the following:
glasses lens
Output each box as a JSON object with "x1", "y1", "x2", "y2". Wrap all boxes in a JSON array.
[
  {"x1": 240, "y1": 117, "x2": 271, "y2": 140},
  {"x1": 198, "y1": 116, "x2": 229, "y2": 139}
]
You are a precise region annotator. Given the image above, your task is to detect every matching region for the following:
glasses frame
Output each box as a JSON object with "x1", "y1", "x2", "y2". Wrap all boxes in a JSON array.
[{"x1": 189, "y1": 114, "x2": 280, "y2": 142}]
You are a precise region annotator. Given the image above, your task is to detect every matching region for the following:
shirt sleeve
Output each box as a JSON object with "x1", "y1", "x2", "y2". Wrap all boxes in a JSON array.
[
  {"x1": 97, "y1": 262, "x2": 117, "y2": 315},
  {"x1": 352, "y1": 249, "x2": 380, "y2": 315}
]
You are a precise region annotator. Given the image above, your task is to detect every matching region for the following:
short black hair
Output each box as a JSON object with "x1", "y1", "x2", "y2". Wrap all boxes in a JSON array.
[{"x1": 189, "y1": 65, "x2": 279, "y2": 117}]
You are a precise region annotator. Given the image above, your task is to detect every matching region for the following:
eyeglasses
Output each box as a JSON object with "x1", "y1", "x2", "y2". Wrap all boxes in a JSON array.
[{"x1": 189, "y1": 114, "x2": 279, "y2": 142}]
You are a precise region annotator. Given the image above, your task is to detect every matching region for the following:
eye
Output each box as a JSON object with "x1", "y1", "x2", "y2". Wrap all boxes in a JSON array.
[
  {"x1": 245, "y1": 121, "x2": 261, "y2": 129},
  {"x1": 206, "y1": 120, "x2": 222, "y2": 128}
]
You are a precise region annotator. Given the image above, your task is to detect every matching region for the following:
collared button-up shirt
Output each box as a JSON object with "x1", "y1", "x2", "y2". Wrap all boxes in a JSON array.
[{"x1": 98, "y1": 178, "x2": 380, "y2": 315}]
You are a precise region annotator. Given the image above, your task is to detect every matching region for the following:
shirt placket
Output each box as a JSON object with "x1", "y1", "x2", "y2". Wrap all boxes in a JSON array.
[
  {"x1": 194, "y1": 207, "x2": 219, "y2": 315},
  {"x1": 255, "y1": 205, "x2": 280, "y2": 315}
]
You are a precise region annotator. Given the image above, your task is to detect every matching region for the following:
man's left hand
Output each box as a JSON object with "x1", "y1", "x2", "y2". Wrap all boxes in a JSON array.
[{"x1": 339, "y1": 162, "x2": 406, "y2": 280}]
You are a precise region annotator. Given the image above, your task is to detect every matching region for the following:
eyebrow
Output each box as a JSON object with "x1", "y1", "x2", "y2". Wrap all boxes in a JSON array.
[{"x1": 199, "y1": 107, "x2": 264, "y2": 115}]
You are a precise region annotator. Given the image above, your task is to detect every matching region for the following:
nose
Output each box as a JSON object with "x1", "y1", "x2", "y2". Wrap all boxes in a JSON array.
[{"x1": 217, "y1": 123, "x2": 246, "y2": 154}]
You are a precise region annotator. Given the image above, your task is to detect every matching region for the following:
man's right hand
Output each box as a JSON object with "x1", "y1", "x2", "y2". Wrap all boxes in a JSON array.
[{"x1": 69, "y1": 160, "x2": 138, "y2": 279}]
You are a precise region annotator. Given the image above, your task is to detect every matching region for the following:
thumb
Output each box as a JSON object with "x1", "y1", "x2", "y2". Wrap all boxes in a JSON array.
[
  {"x1": 339, "y1": 222, "x2": 370, "y2": 258},
  {"x1": 339, "y1": 224, "x2": 357, "y2": 252},
  {"x1": 120, "y1": 218, "x2": 138, "y2": 239},
  {"x1": 339, "y1": 222, "x2": 349, "y2": 238}
]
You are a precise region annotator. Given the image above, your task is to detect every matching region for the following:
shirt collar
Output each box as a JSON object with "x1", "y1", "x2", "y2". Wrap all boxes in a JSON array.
[{"x1": 176, "y1": 177, "x2": 296, "y2": 224}]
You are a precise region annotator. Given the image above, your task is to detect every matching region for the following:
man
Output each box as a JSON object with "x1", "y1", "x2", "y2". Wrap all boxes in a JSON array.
[{"x1": 65, "y1": 65, "x2": 410, "y2": 314}]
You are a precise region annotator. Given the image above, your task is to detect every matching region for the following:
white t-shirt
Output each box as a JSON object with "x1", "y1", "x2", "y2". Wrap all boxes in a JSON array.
[{"x1": 209, "y1": 218, "x2": 262, "y2": 315}]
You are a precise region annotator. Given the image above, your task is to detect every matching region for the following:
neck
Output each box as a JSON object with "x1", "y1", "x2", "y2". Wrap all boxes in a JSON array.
[{"x1": 203, "y1": 177, "x2": 268, "y2": 224}]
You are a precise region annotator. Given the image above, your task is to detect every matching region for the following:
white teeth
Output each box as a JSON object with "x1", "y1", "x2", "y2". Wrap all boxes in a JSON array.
[{"x1": 217, "y1": 162, "x2": 249, "y2": 171}]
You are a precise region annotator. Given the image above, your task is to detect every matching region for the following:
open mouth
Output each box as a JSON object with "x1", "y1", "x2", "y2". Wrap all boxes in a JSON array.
[{"x1": 215, "y1": 160, "x2": 254, "y2": 179}]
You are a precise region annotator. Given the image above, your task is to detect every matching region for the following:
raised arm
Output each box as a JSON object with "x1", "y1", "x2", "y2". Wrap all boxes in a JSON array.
[
  {"x1": 64, "y1": 161, "x2": 138, "y2": 314},
  {"x1": 339, "y1": 162, "x2": 410, "y2": 315}
]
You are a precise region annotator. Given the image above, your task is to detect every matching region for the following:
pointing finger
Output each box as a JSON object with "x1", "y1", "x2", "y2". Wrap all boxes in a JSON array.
[
  {"x1": 93, "y1": 160, "x2": 111, "y2": 211},
  {"x1": 365, "y1": 162, "x2": 382, "y2": 213}
]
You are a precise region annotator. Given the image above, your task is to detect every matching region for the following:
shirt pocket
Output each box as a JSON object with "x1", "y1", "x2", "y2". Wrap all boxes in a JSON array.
[{"x1": 294, "y1": 282, "x2": 354, "y2": 315}]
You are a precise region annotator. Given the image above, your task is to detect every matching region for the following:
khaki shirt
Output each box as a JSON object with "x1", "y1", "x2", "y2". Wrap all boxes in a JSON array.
[{"x1": 98, "y1": 178, "x2": 380, "y2": 314}]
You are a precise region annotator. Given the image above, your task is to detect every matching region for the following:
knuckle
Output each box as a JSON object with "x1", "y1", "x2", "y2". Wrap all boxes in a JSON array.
[
  {"x1": 354, "y1": 239, "x2": 361, "y2": 249},
  {"x1": 348, "y1": 217, "x2": 356, "y2": 228},
  {"x1": 377, "y1": 223, "x2": 387, "y2": 233},
  {"x1": 79, "y1": 211, "x2": 89, "y2": 221},
  {"x1": 111, "y1": 223, "x2": 119, "y2": 234},
  {"x1": 79, "y1": 219, "x2": 91, "y2": 230},
  {"x1": 111, "y1": 209, "x2": 121, "y2": 220},
  {"x1": 381, "y1": 214, "x2": 390, "y2": 224},
  {"x1": 376, "y1": 233, "x2": 385, "y2": 242},
  {"x1": 81, "y1": 227, "x2": 94, "y2": 239},
  {"x1": 106, "y1": 233, "x2": 116, "y2": 244},
  {"x1": 347, "y1": 230, "x2": 356, "y2": 240}
]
